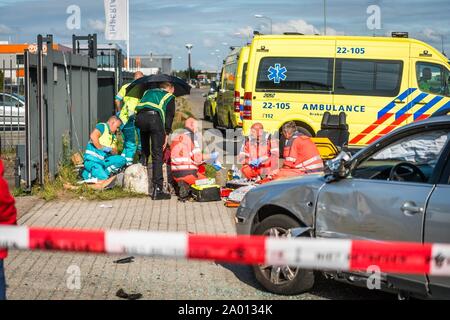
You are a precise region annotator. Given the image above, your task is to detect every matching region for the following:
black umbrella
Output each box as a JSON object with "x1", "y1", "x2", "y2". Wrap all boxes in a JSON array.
[{"x1": 125, "y1": 74, "x2": 191, "y2": 99}]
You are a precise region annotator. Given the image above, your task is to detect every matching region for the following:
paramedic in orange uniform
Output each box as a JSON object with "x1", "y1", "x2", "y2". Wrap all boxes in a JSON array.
[
  {"x1": 239, "y1": 123, "x2": 279, "y2": 180},
  {"x1": 170, "y1": 118, "x2": 218, "y2": 198},
  {"x1": 272, "y1": 121, "x2": 324, "y2": 180}
]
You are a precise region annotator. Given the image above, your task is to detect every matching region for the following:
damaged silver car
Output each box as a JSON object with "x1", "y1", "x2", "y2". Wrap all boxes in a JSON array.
[{"x1": 236, "y1": 115, "x2": 450, "y2": 299}]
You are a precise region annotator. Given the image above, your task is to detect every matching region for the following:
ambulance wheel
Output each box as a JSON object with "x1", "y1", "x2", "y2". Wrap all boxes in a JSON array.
[
  {"x1": 213, "y1": 113, "x2": 219, "y2": 129},
  {"x1": 252, "y1": 214, "x2": 315, "y2": 295},
  {"x1": 203, "y1": 101, "x2": 211, "y2": 121}
]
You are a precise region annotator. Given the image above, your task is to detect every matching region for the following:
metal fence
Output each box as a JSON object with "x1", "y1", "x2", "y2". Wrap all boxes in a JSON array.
[{"x1": 0, "y1": 58, "x2": 26, "y2": 153}]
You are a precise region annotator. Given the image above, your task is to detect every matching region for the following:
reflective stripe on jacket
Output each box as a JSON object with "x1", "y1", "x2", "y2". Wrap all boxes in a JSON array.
[
  {"x1": 283, "y1": 132, "x2": 324, "y2": 173},
  {"x1": 136, "y1": 89, "x2": 174, "y2": 125},
  {"x1": 84, "y1": 123, "x2": 117, "y2": 161},
  {"x1": 238, "y1": 133, "x2": 278, "y2": 167},
  {"x1": 170, "y1": 129, "x2": 203, "y2": 172}
]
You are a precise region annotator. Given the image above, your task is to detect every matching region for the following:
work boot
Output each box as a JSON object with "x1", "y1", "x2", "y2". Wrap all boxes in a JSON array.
[
  {"x1": 177, "y1": 181, "x2": 191, "y2": 202},
  {"x1": 151, "y1": 186, "x2": 171, "y2": 200}
]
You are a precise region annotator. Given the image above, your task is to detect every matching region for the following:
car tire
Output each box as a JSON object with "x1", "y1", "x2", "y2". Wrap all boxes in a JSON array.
[{"x1": 252, "y1": 214, "x2": 315, "y2": 295}]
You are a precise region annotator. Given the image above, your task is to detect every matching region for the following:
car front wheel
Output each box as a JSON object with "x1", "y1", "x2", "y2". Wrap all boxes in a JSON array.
[{"x1": 252, "y1": 214, "x2": 315, "y2": 295}]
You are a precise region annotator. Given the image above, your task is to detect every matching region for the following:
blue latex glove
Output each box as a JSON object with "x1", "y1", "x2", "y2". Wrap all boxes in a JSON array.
[
  {"x1": 250, "y1": 158, "x2": 263, "y2": 168},
  {"x1": 102, "y1": 147, "x2": 113, "y2": 154},
  {"x1": 212, "y1": 162, "x2": 223, "y2": 171},
  {"x1": 210, "y1": 151, "x2": 219, "y2": 162}
]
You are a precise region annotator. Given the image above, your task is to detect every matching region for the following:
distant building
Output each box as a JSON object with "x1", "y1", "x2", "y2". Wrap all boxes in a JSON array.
[
  {"x1": 0, "y1": 42, "x2": 71, "y2": 92},
  {"x1": 130, "y1": 54, "x2": 172, "y2": 75},
  {"x1": 73, "y1": 43, "x2": 126, "y2": 72}
]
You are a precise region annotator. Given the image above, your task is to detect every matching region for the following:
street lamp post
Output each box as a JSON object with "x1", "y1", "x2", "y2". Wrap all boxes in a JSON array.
[
  {"x1": 255, "y1": 14, "x2": 273, "y2": 34},
  {"x1": 185, "y1": 43, "x2": 193, "y2": 83}
]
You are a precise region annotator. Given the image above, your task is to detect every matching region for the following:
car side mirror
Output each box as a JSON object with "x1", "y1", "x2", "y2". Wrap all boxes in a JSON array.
[{"x1": 324, "y1": 151, "x2": 353, "y2": 183}]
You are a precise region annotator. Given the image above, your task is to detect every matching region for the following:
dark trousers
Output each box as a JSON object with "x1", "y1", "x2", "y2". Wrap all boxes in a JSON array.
[
  {"x1": 0, "y1": 259, "x2": 6, "y2": 300},
  {"x1": 136, "y1": 111, "x2": 165, "y2": 189}
]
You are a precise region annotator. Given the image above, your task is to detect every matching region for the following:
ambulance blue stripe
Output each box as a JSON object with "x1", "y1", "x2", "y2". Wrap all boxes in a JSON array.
[
  {"x1": 378, "y1": 88, "x2": 417, "y2": 119},
  {"x1": 413, "y1": 96, "x2": 444, "y2": 120},
  {"x1": 435, "y1": 100, "x2": 450, "y2": 115},
  {"x1": 395, "y1": 93, "x2": 428, "y2": 120}
]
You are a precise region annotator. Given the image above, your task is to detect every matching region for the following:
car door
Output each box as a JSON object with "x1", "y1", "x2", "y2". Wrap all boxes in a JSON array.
[
  {"x1": 0, "y1": 93, "x2": 17, "y2": 128},
  {"x1": 424, "y1": 143, "x2": 450, "y2": 299},
  {"x1": 316, "y1": 127, "x2": 450, "y2": 293}
]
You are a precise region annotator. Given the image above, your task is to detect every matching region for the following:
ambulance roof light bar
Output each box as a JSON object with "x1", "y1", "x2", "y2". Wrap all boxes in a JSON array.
[{"x1": 392, "y1": 32, "x2": 409, "y2": 38}]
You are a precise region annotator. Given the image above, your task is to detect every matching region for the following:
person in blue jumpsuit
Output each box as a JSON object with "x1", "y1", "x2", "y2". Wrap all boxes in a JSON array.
[
  {"x1": 115, "y1": 71, "x2": 144, "y2": 166},
  {"x1": 81, "y1": 116, "x2": 127, "y2": 181}
]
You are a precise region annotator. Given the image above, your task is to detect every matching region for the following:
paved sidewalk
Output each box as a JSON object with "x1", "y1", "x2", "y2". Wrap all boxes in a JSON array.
[{"x1": 4, "y1": 197, "x2": 393, "y2": 300}]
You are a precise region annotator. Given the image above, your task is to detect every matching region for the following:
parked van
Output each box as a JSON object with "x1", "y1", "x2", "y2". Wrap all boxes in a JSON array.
[
  {"x1": 242, "y1": 34, "x2": 450, "y2": 147},
  {"x1": 215, "y1": 46, "x2": 250, "y2": 128}
]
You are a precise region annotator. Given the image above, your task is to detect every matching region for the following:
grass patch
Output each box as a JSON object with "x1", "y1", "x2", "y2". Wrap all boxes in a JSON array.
[{"x1": 19, "y1": 162, "x2": 146, "y2": 202}]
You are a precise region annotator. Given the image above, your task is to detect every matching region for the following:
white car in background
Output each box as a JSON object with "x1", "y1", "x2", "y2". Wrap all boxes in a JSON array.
[{"x1": 0, "y1": 93, "x2": 25, "y2": 130}]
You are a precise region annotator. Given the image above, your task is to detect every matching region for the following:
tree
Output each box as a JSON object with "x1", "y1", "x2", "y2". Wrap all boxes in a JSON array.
[{"x1": 174, "y1": 68, "x2": 202, "y2": 81}]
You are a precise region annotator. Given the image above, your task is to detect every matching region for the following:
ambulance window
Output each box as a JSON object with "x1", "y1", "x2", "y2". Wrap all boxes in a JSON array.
[
  {"x1": 241, "y1": 63, "x2": 248, "y2": 89},
  {"x1": 416, "y1": 62, "x2": 450, "y2": 97},
  {"x1": 256, "y1": 57, "x2": 333, "y2": 92},
  {"x1": 335, "y1": 59, "x2": 402, "y2": 97},
  {"x1": 224, "y1": 63, "x2": 237, "y2": 91}
]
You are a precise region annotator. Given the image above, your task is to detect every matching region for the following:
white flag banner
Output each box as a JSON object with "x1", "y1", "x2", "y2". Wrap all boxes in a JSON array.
[{"x1": 104, "y1": 0, "x2": 128, "y2": 41}]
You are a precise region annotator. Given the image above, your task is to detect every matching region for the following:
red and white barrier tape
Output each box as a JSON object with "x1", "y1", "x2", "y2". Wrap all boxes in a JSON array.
[{"x1": 1, "y1": 226, "x2": 450, "y2": 276}]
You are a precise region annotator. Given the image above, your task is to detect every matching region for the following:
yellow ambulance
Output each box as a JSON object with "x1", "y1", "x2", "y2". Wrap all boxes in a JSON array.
[
  {"x1": 215, "y1": 46, "x2": 250, "y2": 128},
  {"x1": 242, "y1": 33, "x2": 450, "y2": 147}
]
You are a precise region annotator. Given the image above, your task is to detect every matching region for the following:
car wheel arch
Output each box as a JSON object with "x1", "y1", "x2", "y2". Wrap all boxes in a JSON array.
[{"x1": 252, "y1": 204, "x2": 309, "y2": 233}]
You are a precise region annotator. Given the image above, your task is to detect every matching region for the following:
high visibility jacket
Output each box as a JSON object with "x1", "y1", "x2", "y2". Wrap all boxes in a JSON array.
[
  {"x1": 136, "y1": 89, "x2": 175, "y2": 125},
  {"x1": 0, "y1": 159, "x2": 17, "y2": 259},
  {"x1": 238, "y1": 133, "x2": 279, "y2": 167},
  {"x1": 116, "y1": 83, "x2": 141, "y2": 123},
  {"x1": 283, "y1": 132, "x2": 324, "y2": 173},
  {"x1": 170, "y1": 129, "x2": 203, "y2": 173},
  {"x1": 84, "y1": 123, "x2": 117, "y2": 162}
]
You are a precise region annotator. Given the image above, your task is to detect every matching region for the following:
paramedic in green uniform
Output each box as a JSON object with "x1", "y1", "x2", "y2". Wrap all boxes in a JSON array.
[
  {"x1": 136, "y1": 82, "x2": 176, "y2": 200},
  {"x1": 115, "y1": 71, "x2": 144, "y2": 165}
]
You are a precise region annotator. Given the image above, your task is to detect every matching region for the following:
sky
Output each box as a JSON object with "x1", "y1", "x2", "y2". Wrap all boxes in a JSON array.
[{"x1": 0, "y1": 0, "x2": 449, "y2": 71}]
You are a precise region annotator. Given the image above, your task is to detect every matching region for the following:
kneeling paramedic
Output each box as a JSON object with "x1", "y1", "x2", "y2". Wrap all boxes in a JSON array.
[
  {"x1": 115, "y1": 71, "x2": 144, "y2": 165},
  {"x1": 239, "y1": 122, "x2": 279, "y2": 180},
  {"x1": 272, "y1": 121, "x2": 324, "y2": 180},
  {"x1": 170, "y1": 118, "x2": 218, "y2": 200},
  {"x1": 136, "y1": 82, "x2": 176, "y2": 200},
  {"x1": 81, "y1": 116, "x2": 127, "y2": 181}
]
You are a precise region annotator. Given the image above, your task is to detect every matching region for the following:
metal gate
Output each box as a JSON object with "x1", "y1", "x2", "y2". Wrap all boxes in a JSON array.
[{"x1": 21, "y1": 35, "x2": 98, "y2": 188}]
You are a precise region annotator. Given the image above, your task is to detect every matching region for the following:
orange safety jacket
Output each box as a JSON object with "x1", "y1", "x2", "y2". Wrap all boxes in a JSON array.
[
  {"x1": 238, "y1": 133, "x2": 279, "y2": 167},
  {"x1": 283, "y1": 132, "x2": 324, "y2": 174},
  {"x1": 170, "y1": 129, "x2": 203, "y2": 176}
]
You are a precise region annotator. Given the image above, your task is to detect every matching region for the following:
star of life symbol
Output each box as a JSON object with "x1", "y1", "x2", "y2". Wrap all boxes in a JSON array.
[{"x1": 268, "y1": 64, "x2": 287, "y2": 84}]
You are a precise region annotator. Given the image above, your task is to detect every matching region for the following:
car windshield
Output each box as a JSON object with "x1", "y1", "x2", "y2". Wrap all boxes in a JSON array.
[
  {"x1": 11, "y1": 93, "x2": 25, "y2": 102},
  {"x1": 352, "y1": 130, "x2": 450, "y2": 182}
]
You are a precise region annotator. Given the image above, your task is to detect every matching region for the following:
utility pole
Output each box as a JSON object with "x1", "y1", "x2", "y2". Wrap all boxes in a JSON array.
[
  {"x1": 324, "y1": 0, "x2": 327, "y2": 35},
  {"x1": 185, "y1": 44, "x2": 193, "y2": 83}
]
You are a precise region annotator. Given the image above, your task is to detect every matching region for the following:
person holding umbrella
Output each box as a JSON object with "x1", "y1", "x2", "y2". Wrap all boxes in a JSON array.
[{"x1": 133, "y1": 76, "x2": 190, "y2": 200}]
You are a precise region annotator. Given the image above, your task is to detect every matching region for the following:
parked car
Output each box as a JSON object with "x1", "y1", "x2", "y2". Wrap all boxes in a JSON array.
[
  {"x1": 236, "y1": 114, "x2": 450, "y2": 299},
  {"x1": 0, "y1": 93, "x2": 25, "y2": 130}
]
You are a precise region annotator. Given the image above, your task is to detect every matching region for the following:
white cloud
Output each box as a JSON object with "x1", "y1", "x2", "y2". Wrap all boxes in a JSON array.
[
  {"x1": 422, "y1": 28, "x2": 441, "y2": 42},
  {"x1": 232, "y1": 26, "x2": 253, "y2": 38},
  {"x1": 88, "y1": 19, "x2": 105, "y2": 33},
  {"x1": 156, "y1": 26, "x2": 174, "y2": 38},
  {"x1": 0, "y1": 24, "x2": 14, "y2": 34},
  {"x1": 272, "y1": 19, "x2": 343, "y2": 36},
  {"x1": 203, "y1": 38, "x2": 215, "y2": 48}
]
